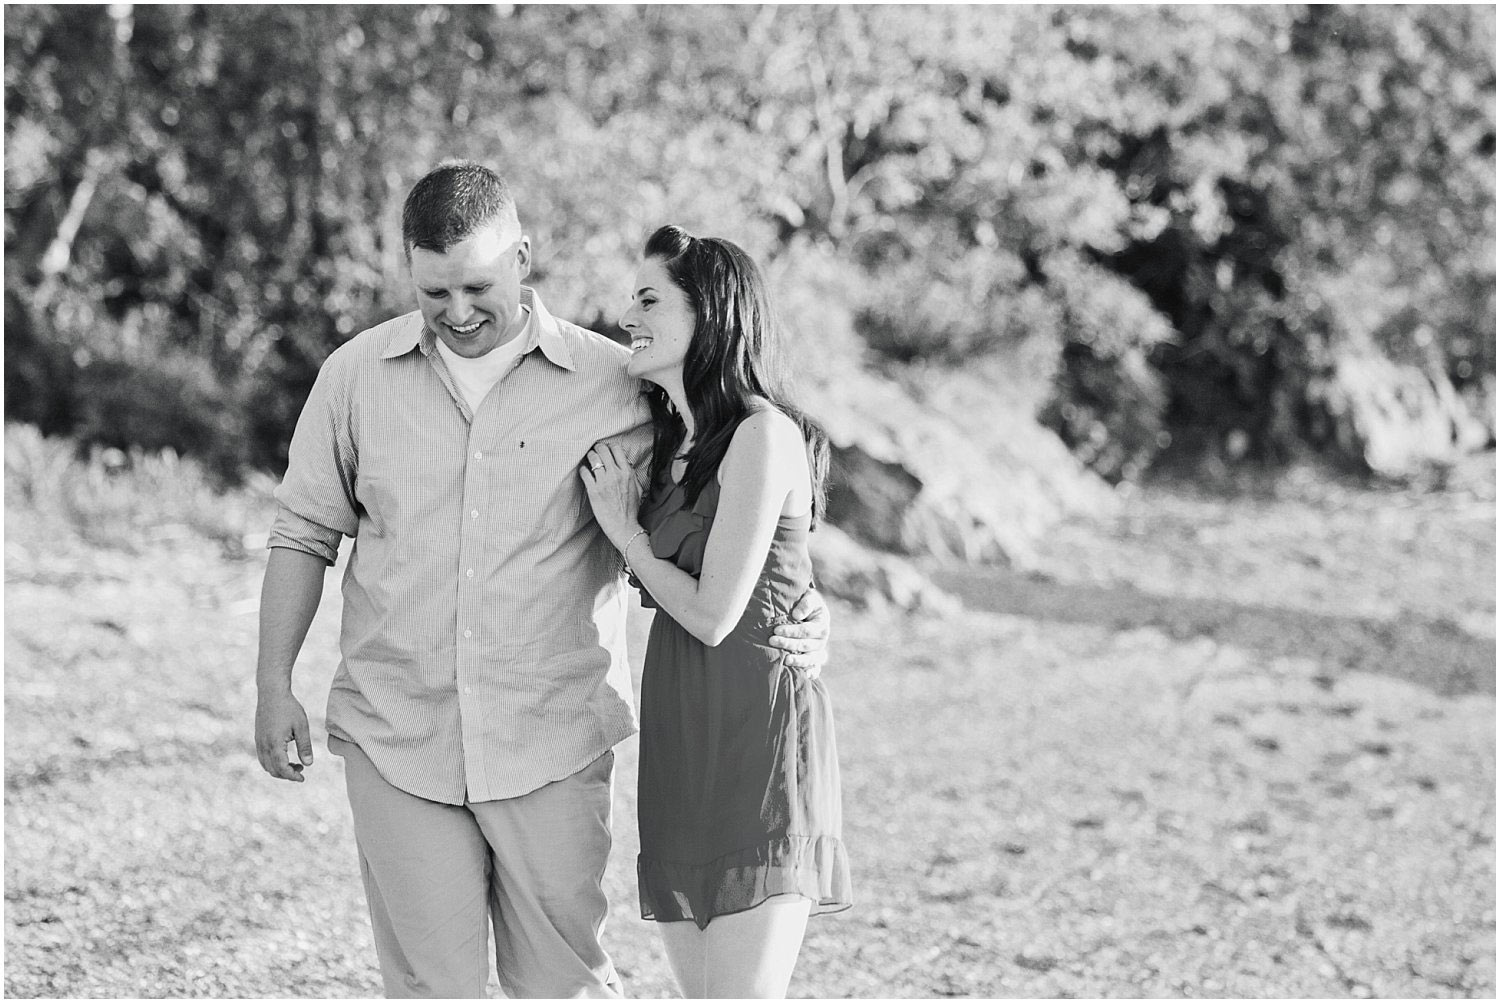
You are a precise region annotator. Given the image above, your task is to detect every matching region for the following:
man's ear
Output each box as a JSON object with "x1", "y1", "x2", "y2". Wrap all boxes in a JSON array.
[{"x1": 517, "y1": 237, "x2": 533, "y2": 280}]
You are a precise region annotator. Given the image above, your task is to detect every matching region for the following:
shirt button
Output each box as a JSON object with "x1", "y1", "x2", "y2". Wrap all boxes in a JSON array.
[
  {"x1": 466, "y1": 568, "x2": 474, "y2": 578},
  {"x1": 474, "y1": 451, "x2": 483, "y2": 459},
  {"x1": 471, "y1": 509, "x2": 479, "y2": 519},
  {"x1": 463, "y1": 629, "x2": 472, "y2": 638},
  {"x1": 464, "y1": 686, "x2": 473, "y2": 695}
]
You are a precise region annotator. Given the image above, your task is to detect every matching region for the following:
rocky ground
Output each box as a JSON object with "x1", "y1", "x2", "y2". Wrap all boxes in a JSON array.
[{"x1": 4, "y1": 445, "x2": 1494, "y2": 998}]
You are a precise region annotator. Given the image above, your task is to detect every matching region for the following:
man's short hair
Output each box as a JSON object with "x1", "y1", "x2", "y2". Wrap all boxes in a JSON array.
[{"x1": 402, "y1": 162, "x2": 520, "y2": 256}]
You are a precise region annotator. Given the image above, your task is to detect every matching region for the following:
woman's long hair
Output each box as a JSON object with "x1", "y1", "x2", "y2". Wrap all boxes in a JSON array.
[{"x1": 641, "y1": 224, "x2": 829, "y2": 523}]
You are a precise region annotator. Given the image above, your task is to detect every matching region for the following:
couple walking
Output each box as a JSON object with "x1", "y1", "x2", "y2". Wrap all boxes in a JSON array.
[{"x1": 254, "y1": 162, "x2": 851, "y2": 998}]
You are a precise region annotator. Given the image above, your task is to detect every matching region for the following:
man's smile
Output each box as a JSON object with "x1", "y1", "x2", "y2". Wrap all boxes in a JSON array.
[{"x1": 450, "y1": 319, "x2": 486, "y2": 335}]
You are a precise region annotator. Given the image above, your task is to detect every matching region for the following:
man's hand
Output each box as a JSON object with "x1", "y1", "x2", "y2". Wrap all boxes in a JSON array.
[
  {"x1": 770, "y1": 587, "x2": 832, "y2": 680},
  {"x1": 256, "y1": 687, "x2": 314, "y2": 782}
]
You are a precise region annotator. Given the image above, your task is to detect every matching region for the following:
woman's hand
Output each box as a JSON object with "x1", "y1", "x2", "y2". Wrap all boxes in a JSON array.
[{"x1": 579, "y1": 442, "x2": 643, "y2": 550}]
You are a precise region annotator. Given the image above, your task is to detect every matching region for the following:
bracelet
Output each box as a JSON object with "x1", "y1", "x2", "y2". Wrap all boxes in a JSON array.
[{"x1": 622, "y1": 528, "x2": 647, "y2": 570}]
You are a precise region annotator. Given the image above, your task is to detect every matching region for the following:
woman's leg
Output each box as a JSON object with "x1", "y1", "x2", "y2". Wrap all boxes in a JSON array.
[
  {"x1": 658, "y1": 920, "x2": 707, "y2": 998},
  {"x1": 702, "y1": 895, "x2": 812, "y2": 999}
]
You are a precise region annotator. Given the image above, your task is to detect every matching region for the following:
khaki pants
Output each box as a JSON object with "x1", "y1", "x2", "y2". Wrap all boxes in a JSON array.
[{"x1": 333, "y1": 738, "x2": 623, "y2": 999}]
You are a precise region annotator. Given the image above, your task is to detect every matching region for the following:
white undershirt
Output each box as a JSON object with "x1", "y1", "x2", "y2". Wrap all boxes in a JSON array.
[{"x1": 433, "y1": 307, "x2": 533, "y2": 413}]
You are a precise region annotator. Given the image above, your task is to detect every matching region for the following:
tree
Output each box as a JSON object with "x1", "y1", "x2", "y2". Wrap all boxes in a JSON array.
[{"x1": 5, "y1": 5, "x2": 1492, "y2": 483}]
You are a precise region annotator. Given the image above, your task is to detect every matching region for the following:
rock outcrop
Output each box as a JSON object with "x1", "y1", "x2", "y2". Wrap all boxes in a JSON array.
[
  {"x1": 805, "y1": 358, "x2": 1118, "y2": 570},
  {"x1": 806, "y1": 523, "x2": 961, "y2": 615},
  {"x1": 777, "y1": 264, "x2": 1118, "y2": 611},
  {"x1": 1308, "y1": 350, "x2": 1492, "y2": 479}
]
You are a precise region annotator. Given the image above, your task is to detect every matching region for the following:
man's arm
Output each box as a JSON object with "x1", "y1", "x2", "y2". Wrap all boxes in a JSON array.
[{"x1": 254, "y1": 546, "x2": 331, "y2": 782}]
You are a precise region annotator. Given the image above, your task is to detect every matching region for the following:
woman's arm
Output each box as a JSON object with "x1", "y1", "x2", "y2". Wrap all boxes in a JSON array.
[{"x1": 583, "y1": 410, "x2": 809, "y2": 646}]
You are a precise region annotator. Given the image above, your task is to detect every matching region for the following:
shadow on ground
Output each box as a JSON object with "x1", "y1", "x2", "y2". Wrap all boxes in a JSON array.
[{"x1": 933, "y1": 566, "x2": 1495, "y2": 698}]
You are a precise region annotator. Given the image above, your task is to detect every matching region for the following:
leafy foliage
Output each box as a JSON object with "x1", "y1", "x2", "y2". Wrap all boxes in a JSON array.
[{"x1": 4, "y1": 5, "x2": 1493, "y2": 481}]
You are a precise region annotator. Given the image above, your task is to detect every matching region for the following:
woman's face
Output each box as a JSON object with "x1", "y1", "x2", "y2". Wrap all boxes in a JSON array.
[{"x1": 620, "y1": 257, "x2": 695, "y2": 382}]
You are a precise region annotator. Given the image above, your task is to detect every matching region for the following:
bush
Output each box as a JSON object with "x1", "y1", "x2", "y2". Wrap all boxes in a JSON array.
[
  {"x1": 69, "y1": 352, "x2": 251, "y2": 483},
  {"x1": 4, "y1": 423, "x2": 275, "y2": 552}
]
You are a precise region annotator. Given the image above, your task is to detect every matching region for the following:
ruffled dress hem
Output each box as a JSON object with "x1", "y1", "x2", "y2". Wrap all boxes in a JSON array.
[{"x1": 638, "y1": 834, "x2": 852, "y2": 930}]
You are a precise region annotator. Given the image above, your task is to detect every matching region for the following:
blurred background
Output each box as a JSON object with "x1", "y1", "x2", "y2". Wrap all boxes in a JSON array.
[{"x1": 5, "y1": 5, "x2": 1495, "y2": 999}]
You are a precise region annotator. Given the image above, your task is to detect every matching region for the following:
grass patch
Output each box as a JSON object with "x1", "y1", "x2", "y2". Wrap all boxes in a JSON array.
[{"x1": 4, "y1": 423, "x2": 276, "y2": 555}]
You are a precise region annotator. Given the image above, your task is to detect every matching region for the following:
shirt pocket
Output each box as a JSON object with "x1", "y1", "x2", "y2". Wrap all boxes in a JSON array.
[{"x1": 496, "y1": 437, "x2": 594, "y2": 542}]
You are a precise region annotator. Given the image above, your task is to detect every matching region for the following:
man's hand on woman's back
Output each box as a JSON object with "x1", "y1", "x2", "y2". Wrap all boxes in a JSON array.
[{"x1": 769, "y1": 588, "x2": 832, "y2": 680}]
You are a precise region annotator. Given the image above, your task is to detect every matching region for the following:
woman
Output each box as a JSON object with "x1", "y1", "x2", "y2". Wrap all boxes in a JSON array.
[{"x1": 580, "y1": 225, "x2": 851, "y2": 998}]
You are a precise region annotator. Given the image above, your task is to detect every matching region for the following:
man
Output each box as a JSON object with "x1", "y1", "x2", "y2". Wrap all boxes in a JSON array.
[{"x1": 253, "y1": 162, "x2": 830, "y2": 999}]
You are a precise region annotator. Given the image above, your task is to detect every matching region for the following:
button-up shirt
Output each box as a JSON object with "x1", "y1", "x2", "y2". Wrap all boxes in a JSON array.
[{"x1": 268, "y1": 287, "x2": 651, "y2": 804}]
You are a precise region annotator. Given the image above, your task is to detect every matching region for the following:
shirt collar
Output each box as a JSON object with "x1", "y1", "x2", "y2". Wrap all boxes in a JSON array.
[
  {"x1": 519, "y1": 287, "x2": 577, "y2": 371},
  {"x1": 380, "y1": 287, "x2": 576, "y2": 372}
]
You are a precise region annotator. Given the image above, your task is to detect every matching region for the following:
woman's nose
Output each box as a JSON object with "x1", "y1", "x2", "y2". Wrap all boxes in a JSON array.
[{"x1": 619, "y1": 306, "x2": 638, "y2": 332}]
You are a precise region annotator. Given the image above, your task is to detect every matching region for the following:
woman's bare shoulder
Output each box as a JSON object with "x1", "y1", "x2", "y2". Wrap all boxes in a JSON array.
[
  {"x1": 732, "y1": 402, "x2": 803, "y2": 454},
  {"x1": 719, "y1": 402, "x2": 810, "y2": 515}
]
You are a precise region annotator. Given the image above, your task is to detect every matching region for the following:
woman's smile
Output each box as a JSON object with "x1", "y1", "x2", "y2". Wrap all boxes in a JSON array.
[{"x1": 621, "y1": 258, "x2": 694, "y2": 378}]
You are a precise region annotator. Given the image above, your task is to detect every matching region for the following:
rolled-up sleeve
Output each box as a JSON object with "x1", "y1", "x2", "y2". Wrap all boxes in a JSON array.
[
  {"x1": 600, "y1": 407, "x2": 654, "y2": 489},
  {"x1": 268, "y1": 349, "x2": 359, "y2": 565}
]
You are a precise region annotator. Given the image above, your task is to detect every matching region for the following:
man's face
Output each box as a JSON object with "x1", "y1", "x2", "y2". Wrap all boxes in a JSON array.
[{"x1": 409, "y1": 217, "x2": 531, "y2": 358}]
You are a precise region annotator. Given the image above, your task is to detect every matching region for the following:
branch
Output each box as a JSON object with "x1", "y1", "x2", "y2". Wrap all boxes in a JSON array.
[
  {"x1": 34, "y1": 149, "x2": 110, "y2": 307},
  {"x1": 748, "y1": 3, "x2": 778, "y2": 46},
  {"x1": 805, "y1": 28, "x2": 850, "y2": 240},
  {"x1": 122, "y1": 158, "x2": 230, "y2": 252}
]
